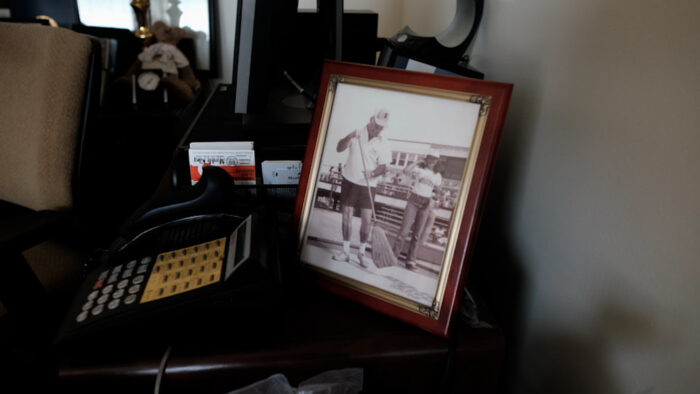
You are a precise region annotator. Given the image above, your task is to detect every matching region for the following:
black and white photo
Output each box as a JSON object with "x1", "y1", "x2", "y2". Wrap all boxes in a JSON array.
[{"x1": 300, "y1": 80, "x2": 480, "y2": 307}]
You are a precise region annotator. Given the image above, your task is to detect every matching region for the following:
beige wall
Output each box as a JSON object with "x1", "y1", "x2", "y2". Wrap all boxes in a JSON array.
[
  {"x1": 296, "y1": 2, "x2": 700, "y2": 391},
  {"x1": 466, "y1": 0, "x2": 700, "y2": 393},
  {"x1": 300, "y1": 0, "x2": 456, "y2": 38}
]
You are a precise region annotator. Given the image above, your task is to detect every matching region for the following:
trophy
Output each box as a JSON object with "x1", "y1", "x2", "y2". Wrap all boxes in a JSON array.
[{"x1": 131, "y1": 0, "x2": 153, "y2": 40}]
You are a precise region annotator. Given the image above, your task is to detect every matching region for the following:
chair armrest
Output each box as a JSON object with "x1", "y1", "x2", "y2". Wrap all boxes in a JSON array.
[
  {"x1": 0, "y1": 209, "x2": 71, "y2": 326},
  {"x1": 0, "y1": 209, "x2": 70, "y2": 252}
]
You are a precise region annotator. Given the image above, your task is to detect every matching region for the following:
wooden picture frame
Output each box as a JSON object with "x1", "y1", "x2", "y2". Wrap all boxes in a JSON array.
[{"x1": 294, "y1": 60, "x2": 512, "y2": 337}]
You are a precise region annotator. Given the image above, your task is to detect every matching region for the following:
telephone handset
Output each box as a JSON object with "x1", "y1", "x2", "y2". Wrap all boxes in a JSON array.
[{"x1": 56, "y1": 167, "x2": 275, "y2": 345}]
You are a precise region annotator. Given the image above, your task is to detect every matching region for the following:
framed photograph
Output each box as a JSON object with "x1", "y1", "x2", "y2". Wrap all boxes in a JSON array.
[{"x1": 294, "y1": 60, "x2": 512, "y2": 337}]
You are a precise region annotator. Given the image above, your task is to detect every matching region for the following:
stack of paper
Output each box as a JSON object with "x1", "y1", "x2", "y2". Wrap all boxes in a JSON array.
[{"x1": 188, "y1": 141, "x2": 256, "y2": 185}]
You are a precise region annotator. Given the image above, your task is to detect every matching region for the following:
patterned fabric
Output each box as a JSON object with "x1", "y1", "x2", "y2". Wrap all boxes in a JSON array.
[{"x1": 0, "y1": 23, "x2": 91, "y2": 211}]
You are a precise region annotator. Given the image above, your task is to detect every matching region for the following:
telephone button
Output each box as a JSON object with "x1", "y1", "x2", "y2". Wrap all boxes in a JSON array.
[
  {"x1": 111, "y1": 264, "x2": 123, "y2": 273},
  {"x1": 113, "y1": 288, "x2": 125, "y2": 299},
  {"x1": 122, "y1": 268, "x2": 134, "y2": 278},
  {"x1": 107, "y1": 274, "x2": 119, "y2": 284},
  {"x1": 81, "y1": 300, "x2": 94, "y2": 311},
  {"x1": 97, "y1": 294, "x2": 110, "y2": 305},
  {"x1": 140, "y1": 256, "x2": 152, "y2": 265},
  {"x1": 97, "y1": 270, "x2": 109, "y2": 280},
  {"x1": 117, "y1": 279, "x2": 129, "y2": 289},
  {"x1": 128, "y1": 284, "x2": 141, "y2": 294},
  {"x1": 87, "y1": 290, "x2": 99, "y2": 301},
  {"x1": 91, "y1": 304, "x2": 104, "y2": 316},
  {"x1": 136, "y1": 265, "x2": 148, "y2": 274},
  {"x1": 92, "y1": 279, "x2": 104, "y2": 290},
  {"x1": 126, "y1": 260, "x2": 137, "y2": 269},
  {"x1": 132, "y1": 275, "x2": 145, "y2": 285},
  {"x1": 101, "y1": 284, "x2": 114, "y2": 295},
  {"x1": 107, "y1": 299, "x2": 121, "y2": 310},
  {"x1": 76, "y1": 311, "x2": 88, "y2": 323},
  {"x1": 124, "y1": 294, "x2": 137, "y2": 305}
]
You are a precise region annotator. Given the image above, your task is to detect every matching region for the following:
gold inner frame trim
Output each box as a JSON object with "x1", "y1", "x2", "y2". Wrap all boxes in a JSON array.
[{"x1": 298, "y1": 74, "x2": 491, "y2": 318}]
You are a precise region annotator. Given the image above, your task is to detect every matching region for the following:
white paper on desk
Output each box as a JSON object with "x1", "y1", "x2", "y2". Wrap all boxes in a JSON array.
[
  {"x1": 261, "y1": 160, "x2": 302, "y2": 185},
  {"x1": 189, "y1": 141, "x2": 254, "y2": 151}
]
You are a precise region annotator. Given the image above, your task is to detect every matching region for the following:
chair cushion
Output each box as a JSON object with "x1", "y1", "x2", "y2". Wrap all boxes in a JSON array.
[{"x1": 0, "y1": 23, "x2": 91, "y2": 211}]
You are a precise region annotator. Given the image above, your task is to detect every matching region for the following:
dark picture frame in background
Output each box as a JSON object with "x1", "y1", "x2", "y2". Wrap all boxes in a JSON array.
[{"x1": 294, "y1": 60, "x2": 511, "y2": 337}]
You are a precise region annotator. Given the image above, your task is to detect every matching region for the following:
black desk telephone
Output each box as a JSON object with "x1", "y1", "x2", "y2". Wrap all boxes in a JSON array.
[{"x1": 56, "y1": 167, "x2": 279, "y2": 345}]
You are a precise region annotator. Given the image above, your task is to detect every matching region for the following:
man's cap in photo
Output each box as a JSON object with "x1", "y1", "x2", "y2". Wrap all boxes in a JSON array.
[
  {"x1": 373, "y1": 108, "x2": 389, "y2": 127},
  {"x1": 427, "y1": 148, "x2": 441, "y2": 158}
]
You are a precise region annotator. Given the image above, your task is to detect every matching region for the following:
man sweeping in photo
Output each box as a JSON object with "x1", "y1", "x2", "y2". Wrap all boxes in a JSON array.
[{"x1": 332, "y1": 108, "x2": 394, "y2": 268}]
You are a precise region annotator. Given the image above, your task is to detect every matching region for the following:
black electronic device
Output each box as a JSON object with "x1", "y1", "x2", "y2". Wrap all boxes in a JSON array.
[
  {"x1": 378, "y1": 0, "x2": 485, "y2": 79},
  {"x1": 229, "y1": 1, "x2": 377, "y2": 124},
  {"x1": 231, "y1": 0, "x2": 299, "y2": 115},
  {"x1": 55, "y1": 167, "x2": 280, "y2": 345},
  {"x1": 8, "y1": 0, "x2": 79, "y2": 27}
]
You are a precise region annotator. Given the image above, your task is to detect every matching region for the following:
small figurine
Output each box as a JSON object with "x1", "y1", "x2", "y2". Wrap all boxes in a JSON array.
[{"x1": 118, "y1": 21, "x2": 201, "y2": 104}]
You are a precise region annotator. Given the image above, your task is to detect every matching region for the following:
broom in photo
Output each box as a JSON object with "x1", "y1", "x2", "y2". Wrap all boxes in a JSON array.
[{"x1": 357, "y1": 135, "x2": 399, "y2": 268}]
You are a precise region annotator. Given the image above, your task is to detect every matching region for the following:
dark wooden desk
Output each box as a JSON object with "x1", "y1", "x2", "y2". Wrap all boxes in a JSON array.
[
  {"x1": 56, "y1": 86, "x2": 504, "y2": 393},
  {"x1": 56, "y1": 285, "x2": 503, "y2": 393}
]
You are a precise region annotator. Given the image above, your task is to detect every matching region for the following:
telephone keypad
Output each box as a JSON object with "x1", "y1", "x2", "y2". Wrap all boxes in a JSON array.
[
  {"x1": 140, "y1": 237, "x2": 226, "y2": 303},
  {"x1": 72, "y1": 237, "x2": 228, "y2": 325}
]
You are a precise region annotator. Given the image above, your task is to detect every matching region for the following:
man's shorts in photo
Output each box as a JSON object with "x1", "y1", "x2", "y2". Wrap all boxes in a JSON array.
[{"x1": 339, "y1": 177, "x2": 376, "y2": 210}]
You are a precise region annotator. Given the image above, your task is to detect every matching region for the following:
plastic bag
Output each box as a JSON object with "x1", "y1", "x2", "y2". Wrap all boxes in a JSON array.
[{"x1": 227, "y1": 368, "x2": 363, "y2": 394}]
